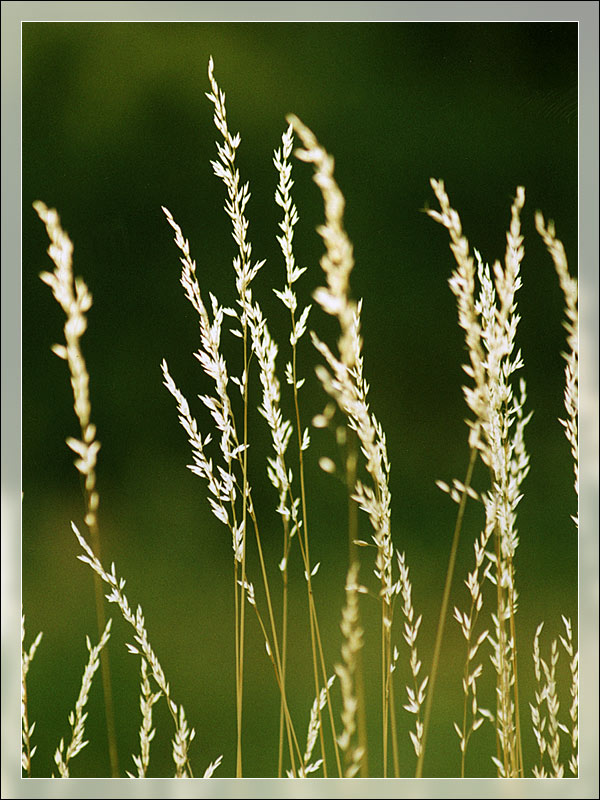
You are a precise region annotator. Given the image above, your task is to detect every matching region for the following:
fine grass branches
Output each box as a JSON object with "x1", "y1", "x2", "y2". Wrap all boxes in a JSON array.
[
  {"x1": 421, "y1": 181, "x2": 531, "y2": 778},
  {"x1": 536, "y1": 212, "x2": 579, "y2": 521},
  {"x1": 33, "y1": 203, "x2": 222, "y2": 779},
  {"x1": 33, "y1": 200, "x2": 119, "y2": 777},
  {"x1": 54, "y1": 620, "x2": 112, "y2": 778},
  {"x1": 27, "y1": 57, "x2": 578, "y2": 779},
  {"x1": 417, "y1": 180, "x2": 579, "y2": 778},
  {"x1": 289, "y1": 112, "x2": 427, "y2": 777}
]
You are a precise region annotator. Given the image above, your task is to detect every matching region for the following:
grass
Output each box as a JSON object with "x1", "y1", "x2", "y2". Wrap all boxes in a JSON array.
[{"x1": 23, "y1": 57, "x2": 578, "y2": 780}]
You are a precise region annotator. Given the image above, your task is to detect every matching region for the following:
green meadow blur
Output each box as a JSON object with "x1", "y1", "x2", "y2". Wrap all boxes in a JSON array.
[{"x1": 22, "y1": 23, "x2": 577, "y2": 778}]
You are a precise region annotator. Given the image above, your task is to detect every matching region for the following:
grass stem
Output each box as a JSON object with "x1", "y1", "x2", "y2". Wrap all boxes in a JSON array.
[{"x1": 416, "y1": 445, "x2": 477, "y2": 777}]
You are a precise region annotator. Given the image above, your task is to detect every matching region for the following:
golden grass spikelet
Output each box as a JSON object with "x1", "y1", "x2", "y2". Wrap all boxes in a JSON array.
[
  {"x1": 535, "y1": 212, "x2": 578, "y2": 511},
  {"x1": 35, "y1": 200, "x2": 119, "y2": 775},
  {"x1": 54, "y1": 620, "x2": 112, "y2": 778},
  {"x1": 34, "y1": 201, "x2": 100, "y2": 523},
  {"x1": 72, "y1": 522, "x2": 204, "y2": 778},
  {"x1": 287, "y1": 113, "x2": 356, "y2": 369},
  {"x1": 127, "y1": 658, "x2": 161, "y2": 779},
  {"x1": 335, "y1": 563, "x2": 364, "y2": 778}
]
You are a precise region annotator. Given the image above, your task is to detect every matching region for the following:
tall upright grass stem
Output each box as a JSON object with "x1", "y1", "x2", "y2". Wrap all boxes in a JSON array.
[
  {"x1": 426, "y1": 179, "x2": 530, "y2": 778},
  {"x1": 273, "y1": 124, "x2": 331, "y2": 774},
  {"x1": 415, "y1": 447, "x2": 477, "y2": 777},
  {"x1": 34, "y1": 201, "x2": 119, "y2": 778},
  {"x1": 289, "y1": 112, "x2": 404, "y2": 778}
]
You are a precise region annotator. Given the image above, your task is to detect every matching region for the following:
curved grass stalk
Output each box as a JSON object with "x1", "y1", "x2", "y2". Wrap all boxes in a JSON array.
[
  {"x1": 416, "y1": 447, "x2": 477, "y2": 777},
  {"x1": 163, "y1": 341, "x2": 302, "y2": 773},
  {"x1": 345, "y1": 429, "x2": 369, "y2": 776},
  {"x1": 205, "y1": 57, "x2": 255, "y2": 775},
  {"x1": 273, "y1": 123, "x2": 338, "y2": 776},
  {"x1": 34, "y1": 201, "x2": 119, "y2": 777},
  {"x1": 289, "y1": 113, "x2": 400, "y2": 777},
  {"x1": 54, "y1": 620, "x2": 112, "y2": 778},
  {"x1": 535, "y1": 213, "x2": 578, "y2": 515},
  {"x1": 73, "y1": 522, "x2": 203, "y2": 777},
  {"x1": 236, "y1": 576, "x2": 303, "y2": 773}
]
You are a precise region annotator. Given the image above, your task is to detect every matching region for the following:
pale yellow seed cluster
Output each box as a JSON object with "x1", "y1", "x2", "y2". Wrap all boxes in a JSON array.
[
  {"x1": 452, "y1": 505, "x2": 494, "y2": 766},
  {"x1": 397, "y1": 552, "x2": 428, "y2": 757},
  {"x1": 72, "y1": 522, "x2": 214, "y2": 778},
  {"x1": 127, "y1": 658, "x2": 161, "y2": 779},
  {"x1": 287, "y1": 114, "x2": 355, "y2": 366},
  {"x1": 334, "y1": 563, "x2": 364, "y2": 778},
  {"x1": 54, "y1": 620, "x2": 112, "y2": 778},
  {"x1": 427, "y1": 179, "x2": 486, "y2": 452},
  {"x1": 34, "y1": 201, "x2": 100, "y2": 531},
  {"x1": 429, "y1": 181, "x2": 531, "y2": 777},
  {"x1": 289, "y1": 116, "x2": 394, "y2": 615},
  {"x1": 535, "y1": 213, "x2": 578, "y2": 513},
  {"x1": 559, "y1": 616, "x2": 578, "y2": 776},
  {"x1": 294, "y1": 674, "x2": 335, "y2": 778},
  {"x1": 530, "y1": 618, "x2": 578, "y2": 778}
]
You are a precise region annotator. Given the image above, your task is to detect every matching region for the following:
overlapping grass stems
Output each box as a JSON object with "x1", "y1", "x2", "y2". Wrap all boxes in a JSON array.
[
  {"x1": 25, "y1": 58, "x2": 578, "y2": 778},
  {"x1": 30, "y1": 202, "x2": 221, "y2": 780},
  {"x1": 420, "y1": 182, "x2": 532, "y2": 778}
]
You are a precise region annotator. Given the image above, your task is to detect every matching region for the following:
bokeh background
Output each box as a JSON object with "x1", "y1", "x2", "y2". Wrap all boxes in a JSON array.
[{"x1": 22, "y1": 22, "x2": 578, "y2": 779}]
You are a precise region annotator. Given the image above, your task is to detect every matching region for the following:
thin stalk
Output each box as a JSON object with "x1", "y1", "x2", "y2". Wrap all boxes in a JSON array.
[
  {"x1": 494, "y1": 524, "x2": 510, "y2": 776},
  {"x1": 287, "y1": 497, "x2": 342, "y2": 775},
  {"x1": 234, "y1": 558, "x2": 242, "y2": 777},
  {"x1": 492, "y1": 456, "x2": 521, "y2": 778},
  {"x1": 249, "y1": 599, "x2": 302, "y2": 772},
  {"x1": 248, "y1": 510, "x2": 299, "y2": 770},
  {"x1": 415, "y1": 445, "x2": 477, "y2": 777},
  {"x1": 22, "y1": 676, "x2": 32, "y2": 777},
  {"x1": 372, "y1": 482, "x2": 392, "y2": 779},
  {"x1": 87, "y1": 521, "x2": 119, "y2": 777},
  {"x1": 287, "y1": 472, "x2": 343, "y2": 776},
  {"x1": 236, "y1": 326, "x2": 250, "y2": 778},
  {"x1": 460, "y1": 658, "x2": 469, "y2": 777},
  {"x1": 35, "y1": 200, "x2": 120, "y2": 777},
  {"x1": 347, "y1": 432, "x2": 369, "y2": 777},
  {"x1": 382, "y1": 610, "x2": 393, "y2": 777},
  {"x1": 291, "y1": 344, "x2": 329, "y2": 775},
  {"x1": 307, "y1": 570, "x2": 344, "y2": 776},
  {"x1": 226, "y1": 454, "x2": 243, "y2": 778},
  {"x1": 508, "y1": 563, "x2": 524, "y2": 776},
  {"x1": 306, "y1": 582, "x2": 328, "y2": 776},
  {"x1": 277, "y1": 526, "x2": 290, "y2": 777},
  {"x1": 309, "y1": 574, "x2": 344, "y2": 777},
  {"x1": 389, "y1": 672, "x2": 400, "y2": 777},
  {"x1": 231, "y1": 407, "x2": 329, "y2": 774},
  {"x1": 382, "y1": 605, "x2": 388, "y2": 777}
]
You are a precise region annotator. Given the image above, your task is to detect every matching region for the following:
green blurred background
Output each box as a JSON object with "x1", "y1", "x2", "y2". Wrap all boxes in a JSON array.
[{"x1": 22, "y1": 22, "x2": 578, "y2": 778}]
